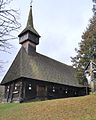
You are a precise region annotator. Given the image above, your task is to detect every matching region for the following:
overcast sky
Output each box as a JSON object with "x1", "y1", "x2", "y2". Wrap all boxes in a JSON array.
[{"x1": 0, "y1": 0, "x2": 93, "y2": 82}]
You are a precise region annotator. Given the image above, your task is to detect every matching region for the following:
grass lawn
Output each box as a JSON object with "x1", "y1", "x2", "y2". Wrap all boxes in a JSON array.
[{"x1": 0, "y1": 95, "x2": 96, "y2": 120}]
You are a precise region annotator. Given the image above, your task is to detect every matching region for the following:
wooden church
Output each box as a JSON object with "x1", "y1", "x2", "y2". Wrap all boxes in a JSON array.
[{"x1": 1, "y1": 5, "x2": 89, "y2": 103}]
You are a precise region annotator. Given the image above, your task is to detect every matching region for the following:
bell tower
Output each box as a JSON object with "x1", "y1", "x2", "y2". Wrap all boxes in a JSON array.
[{"x1": 18, "y1": 3, "x2": 40, "y2": 53}]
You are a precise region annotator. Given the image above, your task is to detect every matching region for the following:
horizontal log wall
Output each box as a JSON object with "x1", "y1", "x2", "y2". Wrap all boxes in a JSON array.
[{"x1": 3, "y1": 78, "x2": 89, "y2": 103}]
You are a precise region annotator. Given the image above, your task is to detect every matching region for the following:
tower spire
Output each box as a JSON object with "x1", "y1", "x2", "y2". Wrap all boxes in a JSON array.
[
  {"x1": 18, "y1": 2, "x2": 40, "y2": 54},
  {"x1": 27, "y1": 3, "x2": 34, "y2": 28},
  {"x1": 18, "y1": 2, "x2": 40, "y2": 45},
  {"x1": 30, "y1": 0, "x2": 33, "y2": 7}
]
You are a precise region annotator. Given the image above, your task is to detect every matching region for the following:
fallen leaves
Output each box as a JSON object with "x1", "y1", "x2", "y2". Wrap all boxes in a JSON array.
[{"x1": 0, "y1": 95, "x2": 96, "y2": 120}]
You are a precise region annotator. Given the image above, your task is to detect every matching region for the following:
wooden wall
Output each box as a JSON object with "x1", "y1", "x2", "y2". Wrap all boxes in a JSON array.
[{"x1": 3, "y1": 78, "x2": 89, "y2": 103}]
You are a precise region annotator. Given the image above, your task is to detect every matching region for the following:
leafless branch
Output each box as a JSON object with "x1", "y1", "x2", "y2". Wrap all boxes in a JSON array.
[{"x1": 0, "y1": 0, "x2": 21, "y2": 51}]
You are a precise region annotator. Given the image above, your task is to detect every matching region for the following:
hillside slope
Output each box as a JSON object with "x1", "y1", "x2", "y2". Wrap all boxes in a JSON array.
[{"x1": 0, "y1": 95, "x2": 96, "y2": 120}]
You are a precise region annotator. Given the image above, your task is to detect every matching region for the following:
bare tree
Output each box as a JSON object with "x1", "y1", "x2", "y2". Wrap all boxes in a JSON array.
[{"x1": 0, "y1": 0, "x2": 21, "y2": 52}]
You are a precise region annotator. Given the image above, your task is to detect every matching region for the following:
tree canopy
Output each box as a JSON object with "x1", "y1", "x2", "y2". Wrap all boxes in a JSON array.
[{"x1": 71, "y1": 16, "x2": 96, "y2": 85}]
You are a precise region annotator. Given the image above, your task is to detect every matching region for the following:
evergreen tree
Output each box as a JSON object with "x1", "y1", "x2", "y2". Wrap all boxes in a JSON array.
[{"x1": 71, "y1": 16, "x2": 96, "y2": 85}]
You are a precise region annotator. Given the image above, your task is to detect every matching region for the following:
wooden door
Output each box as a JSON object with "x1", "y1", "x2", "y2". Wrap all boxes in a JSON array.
[{"x1": 37, "y1": 85, "x2": 47, "y2": 98}]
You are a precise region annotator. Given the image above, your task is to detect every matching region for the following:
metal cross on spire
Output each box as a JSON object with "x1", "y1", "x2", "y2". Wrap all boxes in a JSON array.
[{"x1": 30, "y1": 0, "x2": 33, "y2": 7}]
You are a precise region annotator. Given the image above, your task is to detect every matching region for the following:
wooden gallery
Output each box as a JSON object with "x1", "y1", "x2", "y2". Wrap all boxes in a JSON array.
[{"x1": 1, "y1": 5, "x2": 89, "y2": 103}]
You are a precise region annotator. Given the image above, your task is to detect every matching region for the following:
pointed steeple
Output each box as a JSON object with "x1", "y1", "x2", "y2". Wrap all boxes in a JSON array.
[
  {"x1": 18, "y1": 4, "x2": 40, "y2": 45},
  {"x1": 24, "y1": 5, "x2": 40, "y2": 37},
  {"x1": 27, "y1": 5, "x2": 34, "y2": 28}
]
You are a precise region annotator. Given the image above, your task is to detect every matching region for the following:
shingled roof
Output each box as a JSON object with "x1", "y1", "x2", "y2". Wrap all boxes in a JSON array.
[{"x1": 1, "y1": 47, "x2": 83, "y2": 87}]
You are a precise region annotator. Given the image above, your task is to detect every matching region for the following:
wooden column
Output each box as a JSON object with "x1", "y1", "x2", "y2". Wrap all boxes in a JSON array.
[
  {"x1": 23, "y1": 82, "x2": 26, "y2": 100},
  {"x1": 7, "y1": 84, "x2": 11, "y2": 102},
  {"x1": 10, "y1": 82, "x2": 15, "y2": 102},
  {"x1": 19, "y1": 81, "x2": 23, "y2": 102},
  {"x1": 90, "y1": 61, "x2": 95, "y2": 93},
  {"x1": 36, "y1": 85, "x2": 39, "y2": 97},
  {"x1": 45, "y1": 86, "x2": 47, "y2": 97}
]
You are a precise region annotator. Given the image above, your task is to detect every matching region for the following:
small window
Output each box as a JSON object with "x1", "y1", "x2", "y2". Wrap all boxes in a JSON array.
[
  {"x1": 53, "y1": 86, "x2": 55, "y2": 92},
  {"x1": 15, "y1": 86, "x2": 17, "y2": 90},
  {"x1": 15, "y1": 84, "x2": 18, "y2": 90},
  {"x1": 7, "y1": 86, "x2": 10, "y2": 92},
  {"x1": 75, "y1": 92, "x2": 77, "y2": 95},
  {"x1": 65, "y1": 90, "x2": 68, "y2": 94},
  {"x1": 29, "y1": 83, "x2": 32, "y2": 90}
]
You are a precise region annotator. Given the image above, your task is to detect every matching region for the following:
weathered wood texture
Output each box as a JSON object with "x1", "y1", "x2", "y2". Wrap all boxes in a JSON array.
[
  {"x1": 0, "y1": 85, "x2": 5, "y2": 102},
  {"x1": 3, "y1": 78, "x2": 89, "y2": 103}
]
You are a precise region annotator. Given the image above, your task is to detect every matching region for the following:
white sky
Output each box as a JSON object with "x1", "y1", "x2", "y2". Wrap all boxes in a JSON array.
[{"x1": 0, "y1": 0, "x2": 93, "y2": 82}]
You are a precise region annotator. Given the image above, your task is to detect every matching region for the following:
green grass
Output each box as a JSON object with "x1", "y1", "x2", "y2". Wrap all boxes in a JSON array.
[{"x1": 0, "y1": 95, "x2": 96, "y2": 120}]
